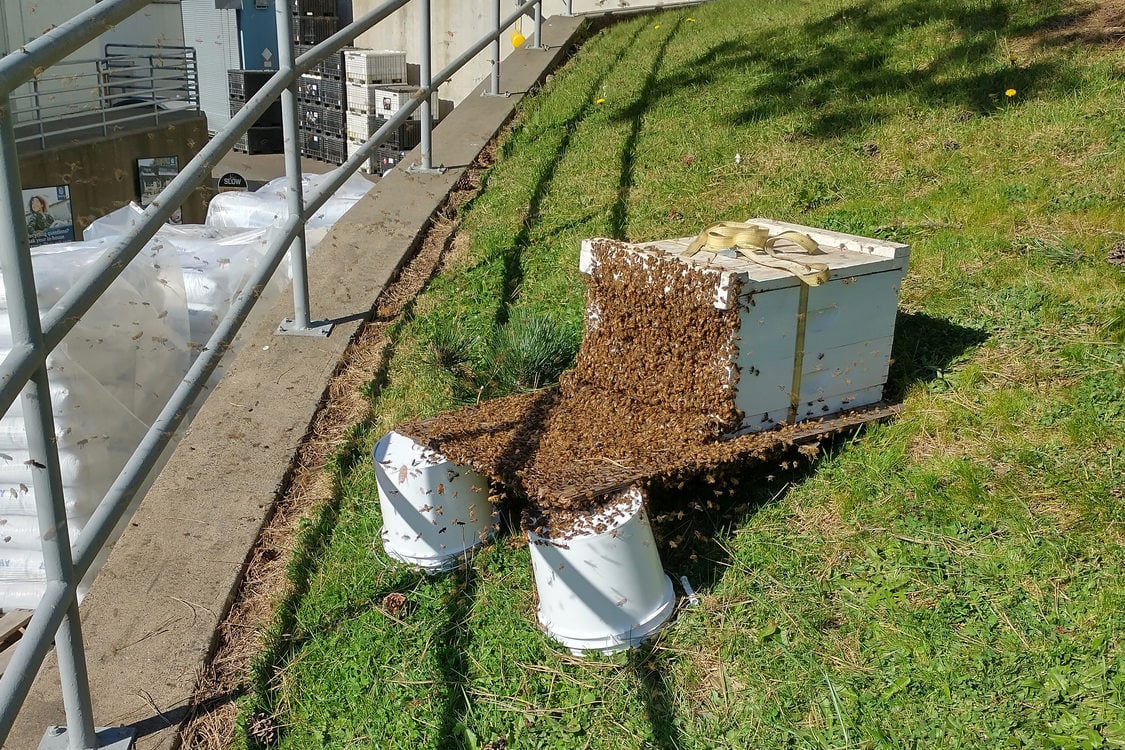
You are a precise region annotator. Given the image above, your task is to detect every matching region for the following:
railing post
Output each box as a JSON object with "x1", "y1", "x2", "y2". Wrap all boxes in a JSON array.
[
  {"x1": 149, "y1": 54, "x2": 159, "y2": 123},
  {"x1": 406, "y1": 0, "x2": 443, "y2": 174},
  {"x1": 0, "y1": 95, "x2": 103, "y2": 750},
  {"x1": 565, "y1": 0, "x2": 573, "y2": 17},
  {"x1": 274, "y1": 1, "x2": 331, "y2": 337},
  {"x1": 31, "y1": 78, "x2": 47, "y2": 149},
  {"x1": 531, "y1": 1, "x2": 543, "y2": 49},
  {"x1": 490, "y1": 0, "x2": 501, "y2": 95}
]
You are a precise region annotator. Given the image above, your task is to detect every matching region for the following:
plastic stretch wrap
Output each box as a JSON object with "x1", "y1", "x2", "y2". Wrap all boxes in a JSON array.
[
  {"x1": 0, "y1": 239, "x2": 188, "y2": 608},
  {"x1": 0, "y1": 172, "x2": 371, "y2": 608},
  {"x1": 0, "y1": 514, "x2": 90, "y2": 553},
  {"x1": 205, "y1": 167, "x2": 374, "y2": 231},
  {"x1": 5, "y1": 239, "x2": 193, "y2": 425},
  {"x1": 86, "y1": 205, "x2": 288, "y2": 343}
]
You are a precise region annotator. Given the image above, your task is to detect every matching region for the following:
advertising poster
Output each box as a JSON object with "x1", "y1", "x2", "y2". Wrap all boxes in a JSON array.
[
  {"x1": 23, "y1": 185, "x2": 75, "y2": 248},
  {"x1": 136, "y1": 155, "x2": 182, "y2": 223}
]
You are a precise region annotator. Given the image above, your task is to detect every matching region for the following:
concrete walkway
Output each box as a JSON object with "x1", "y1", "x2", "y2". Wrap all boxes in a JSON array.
[{"x1": 9, "y1": 15, "x2": 584, "y2": 750}]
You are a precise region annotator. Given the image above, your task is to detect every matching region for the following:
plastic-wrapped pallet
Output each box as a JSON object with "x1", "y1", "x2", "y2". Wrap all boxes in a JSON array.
[
  {"x1": 205, "y1": 166, "x2": 374, "y2": 233},
  {"x1": 0, "y1": 169, "x2": 374, "y2": 609},
  {"x1": 0, "y1": 238, "x2": 193, "y2": 609},
  {"x1": 346, "y1": 113, "x2": 421, "y2": 148},
  {"x1": 86, "y1": 205, "x2": 287, "y2": 345}
]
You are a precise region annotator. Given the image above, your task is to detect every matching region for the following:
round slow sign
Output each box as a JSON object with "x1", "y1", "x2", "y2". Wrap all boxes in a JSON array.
[{"x1": 217, "y1": 172, "x2": 248, "y2": 192}]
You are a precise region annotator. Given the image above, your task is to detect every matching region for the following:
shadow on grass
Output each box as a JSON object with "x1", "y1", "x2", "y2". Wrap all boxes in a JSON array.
[
  {"x1": 601, "y1": 0, "x2": 1086, "y2": 141},
  {"x1": 609, "y1": 17, "x2": 684, "y2": 239},
  {"x1": 629, "y1": 645, "x2": 685, "y2": 750},
  {"x1": 886, "y1": 310, "x2": 989, "y2": 401},
  {"x1": 435, "y1": 568, "x2": 479, "y2": 750},
  {"x1": 244, "y1": 432, "x2": 370, "y2": 745},
  {"x1": 489, "y1": 22, "x2": 649, "y2": 328},
  {"x1": 735, "y1": 0, "x2": 1087, "y2": 136},
  {"x1": 649, "y1": 310, "x2": 987, "y2": 586}
]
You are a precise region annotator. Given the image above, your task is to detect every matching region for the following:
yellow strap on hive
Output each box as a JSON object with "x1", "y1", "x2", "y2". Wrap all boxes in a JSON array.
[{"x1": 681, "y1": 221, "x2": 830, "y2": 286}]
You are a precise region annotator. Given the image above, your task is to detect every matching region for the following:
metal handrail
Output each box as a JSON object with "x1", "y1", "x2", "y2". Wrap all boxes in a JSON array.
[{"x1": 0, "y1": 0, "x2": 566, "y2": 747}]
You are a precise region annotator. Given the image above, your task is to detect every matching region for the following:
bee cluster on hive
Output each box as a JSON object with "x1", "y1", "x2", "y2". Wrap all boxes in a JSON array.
[
  {"x1": 401, "y1": 242, "x2": 760, "y2": 536},
  {"x1": 401, "y1": 224, "x2": 909, "y2": 538}
]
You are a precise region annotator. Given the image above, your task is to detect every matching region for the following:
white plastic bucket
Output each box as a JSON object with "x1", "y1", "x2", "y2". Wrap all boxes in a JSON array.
[
  {"x1": 528, "y1": 487, "x2": 675, "y2": 655},
  {"x1": 373, "y1": 431, "x2": 496, "y2": 572}
]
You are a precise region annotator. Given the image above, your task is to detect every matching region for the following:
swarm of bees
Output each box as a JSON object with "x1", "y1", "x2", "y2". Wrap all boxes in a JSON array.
[{"x1": 397, "y1": 241, "x2": 878, "y2": 541}]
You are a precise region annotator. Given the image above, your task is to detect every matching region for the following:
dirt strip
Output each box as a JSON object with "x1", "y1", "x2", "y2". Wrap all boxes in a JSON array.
[{"x1": 176, "y1": 150, "x2": 495, "y2": 750}]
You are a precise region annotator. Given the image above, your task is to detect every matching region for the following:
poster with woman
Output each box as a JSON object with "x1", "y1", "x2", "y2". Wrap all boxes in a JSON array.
[{"x1": 22, "y1": 185, "x2": 75, "y2": 247}]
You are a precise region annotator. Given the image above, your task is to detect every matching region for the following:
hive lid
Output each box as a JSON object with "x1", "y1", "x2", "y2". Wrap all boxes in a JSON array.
[{"x1": 580, "y1": 218, "x2": 910, "y2": 309}]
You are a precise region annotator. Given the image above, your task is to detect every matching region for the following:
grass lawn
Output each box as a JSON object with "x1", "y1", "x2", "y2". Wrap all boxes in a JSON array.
[{"x1": 236, "y1": 0, "x2": 1125, "y2": 746}]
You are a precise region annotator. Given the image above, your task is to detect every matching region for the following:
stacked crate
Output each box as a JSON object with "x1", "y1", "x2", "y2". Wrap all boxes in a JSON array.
[
  {"x1": 291, "y1": 0, "x2": 339, "y2": 44},
  {"x1": 343, "y1": 49, "x2": 434, "y2": 175},
  {"x1": 229, "y1": 70, "x2": 283, "y2": 154},
  {"x1": 293, "y1": 0, "x2": 347, "y2": 165}
]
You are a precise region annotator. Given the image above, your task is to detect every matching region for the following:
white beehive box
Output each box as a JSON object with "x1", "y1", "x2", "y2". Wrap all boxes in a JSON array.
[
  {"x1": 579, "y1": 219, "x2": 910, "y2": 433},
  {"x1": 345, "y1": 83, "x2": 436, "y2": 120},
  {"x1": 343, "y1": 48, "x2": 407, "y2": 84}
]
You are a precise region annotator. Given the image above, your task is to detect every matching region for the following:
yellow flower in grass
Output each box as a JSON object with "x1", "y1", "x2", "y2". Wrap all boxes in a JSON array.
[
  {"x1": 595, "y1": 97, "x2": 606, "y2": 105},
  {"x1": 1005, "y1": 88, "x2": 1017, "y2": 97}
]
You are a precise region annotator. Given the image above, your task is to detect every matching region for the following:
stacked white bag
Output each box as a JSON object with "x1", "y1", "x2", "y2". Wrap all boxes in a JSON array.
[
  {"x1": 86, "y1": 205, "x2": 286, "y2": 345},
  {"x1": 205, "y1": 168, "x2": 374, "y2": 232},
  {"x1": 0, "y1": 169, "x2": 374, "y2": 609},
  {"x1": 0, "y1": 239, "x2": 192, "y2": 609}
]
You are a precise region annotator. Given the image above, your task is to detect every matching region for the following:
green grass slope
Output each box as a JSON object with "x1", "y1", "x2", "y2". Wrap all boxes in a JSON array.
[{"x1": 238, "y1": 0, "x2": 1125, "y2": 747}]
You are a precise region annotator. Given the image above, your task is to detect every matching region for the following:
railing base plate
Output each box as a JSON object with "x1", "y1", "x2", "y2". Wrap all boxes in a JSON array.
[
  {"x1": 39, "y1": 726, "x2": 135, "y2": 750},
  {"x1": 276, "y1": 318, "x2": 333, "y2": 337},
  {"x1": 406, "y1": 162, "x2": 447, "y2": 176}
]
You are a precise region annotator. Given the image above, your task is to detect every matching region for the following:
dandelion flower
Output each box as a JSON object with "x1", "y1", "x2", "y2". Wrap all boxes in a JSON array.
[
  {"x1": 595, "y1": 97, "x2": 606, "y2": 104},
  {"x1": 654, "y1": 24, "x2": 661, "y2": 29},
  {"x1": 1005, "y1": 88, "x2": 1017, "y2": 97},
  {"x1": 687, "y1": 17, "x2": 696, "y2": 22}
]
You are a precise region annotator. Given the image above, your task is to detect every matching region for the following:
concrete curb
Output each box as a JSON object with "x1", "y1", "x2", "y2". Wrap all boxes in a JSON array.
[{"x1": 8, "y1": 15, "x2": 584, "y2": 750}]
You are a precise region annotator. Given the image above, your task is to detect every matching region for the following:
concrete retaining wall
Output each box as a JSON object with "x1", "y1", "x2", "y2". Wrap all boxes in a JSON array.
[
  {"x1": 17, "y1": 112, "x2": 211, "y2": 236},
  {"x1": 352, "y1": 0, "x2": 675, "y2": 104}
]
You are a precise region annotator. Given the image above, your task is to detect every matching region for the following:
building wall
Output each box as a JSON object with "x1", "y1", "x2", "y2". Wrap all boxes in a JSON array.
[
  {"x1": 100, "y1": 1, "x2": 186, "y2": 49},
  {"x1": 1, "y1": 0, "x2": 187, "y2": 124},
  {"x1": 349, "y1": 0, "x2": 656, "y2": 104},
  {"x1": 180, "y1": 0, "x2": 243, "y2": 132},
  {"x1": 17, "y1": 114, "x2": 212, "y2": 236},
  {"x1": 1, "y1": 0, "x2": 103, "y2": 124}
]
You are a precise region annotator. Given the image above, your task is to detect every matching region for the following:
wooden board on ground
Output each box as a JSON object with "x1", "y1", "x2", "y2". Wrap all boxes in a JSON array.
[
  {"x1": 0, "y1": 609, "x2": 33, "y2": 676},
  {"x1": 554, "y1": 400, "x2": 907, "y2": 504},
  {"x1": 405, "y1": 396, "x2": 905, "y2": 506}
]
